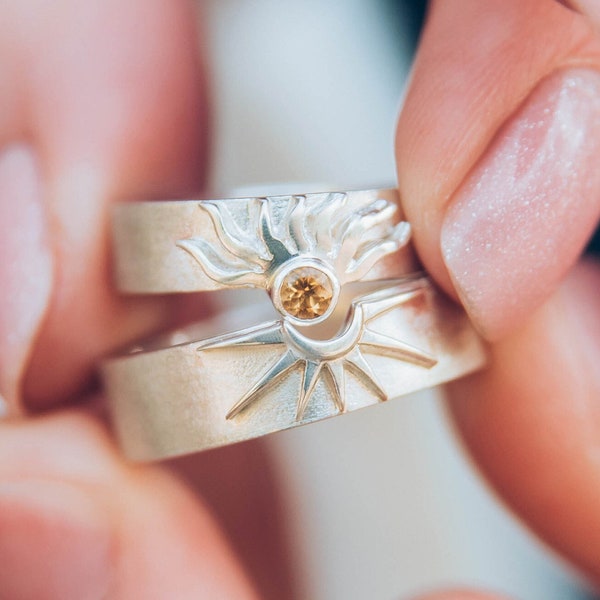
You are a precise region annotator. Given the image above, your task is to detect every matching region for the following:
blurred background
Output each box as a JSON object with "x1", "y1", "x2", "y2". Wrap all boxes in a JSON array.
[{"x1": 180, "y1": 1, "x2": 598, "y2": 598}]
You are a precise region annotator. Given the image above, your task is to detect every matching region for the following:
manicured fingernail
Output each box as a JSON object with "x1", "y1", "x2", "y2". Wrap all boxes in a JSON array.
[
  {"x1": 0, "y1": 479, "x2": 112, "y2": 599},
  {"x1": 0, "y1": 144, "x2": 52, "y2": 412},
  {"x1": 441, "y1": 69, "x2": 600, "y2": 339}
]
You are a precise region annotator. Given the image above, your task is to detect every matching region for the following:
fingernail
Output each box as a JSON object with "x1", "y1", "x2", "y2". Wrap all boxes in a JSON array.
[
  {"x1": 441, "y1": 69, "x2": 600, "y2": 338},
  {"x1": 0, "y1": 144, "x2": 52, "y2": 412},
  {"x1": 0, "y1": 479, "x2": 112, "y2": 599}
]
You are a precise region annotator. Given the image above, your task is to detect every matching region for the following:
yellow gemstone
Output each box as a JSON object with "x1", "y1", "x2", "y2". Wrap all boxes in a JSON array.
[{"x1": 280, "y1": 267, "x2": 333, "y2": 320}]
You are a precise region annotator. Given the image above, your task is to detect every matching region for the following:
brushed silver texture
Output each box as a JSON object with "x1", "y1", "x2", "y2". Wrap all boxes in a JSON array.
[
  {"x1": 200, "y1": 278, "x2": 437, "y2": 421},
  {"x1": 112, "y1": 188, "x2": 418, "y2": 294},
  {"x1": 105, "y1": 187, "x2": 486, "y2": 461},
  {"x1": 103, "y1": 277, "x2": 486, "y2": 461}
]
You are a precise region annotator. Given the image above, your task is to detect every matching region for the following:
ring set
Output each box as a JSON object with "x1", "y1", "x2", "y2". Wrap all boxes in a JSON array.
[{"x1": 102, "y1": 188, "x2": 486, "y2": 461}]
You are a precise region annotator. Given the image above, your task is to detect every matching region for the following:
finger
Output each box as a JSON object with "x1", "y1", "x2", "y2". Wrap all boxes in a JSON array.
[
  {"x1": 173, "y1": 444, "x2": 297, "y2": 600},
  {"x1": 0, "y1": 0, "x2": 209, "y2": 412},
  {"x1": 395, "y1": 0, "x2": 600, "y2": 339},
  {"x1": 447, "y1": 258, "x2": 600, "y2": 583},
  {"x1": 0, "y1": 409, "x2": 258, "y2": 599}
]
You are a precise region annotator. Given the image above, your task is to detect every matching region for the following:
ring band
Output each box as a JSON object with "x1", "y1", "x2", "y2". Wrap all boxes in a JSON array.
[
  {"x1": 103, "y1": 188, "x2": 486, "y2": 461},
  {"x1": 111, "y1": 188, "x2": 419, "y2": 294}
]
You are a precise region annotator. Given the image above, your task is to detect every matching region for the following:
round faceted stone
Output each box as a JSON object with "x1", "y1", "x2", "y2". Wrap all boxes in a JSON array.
[{"x1": 279, "y1": 267, "x2": 334, "y2": 320}]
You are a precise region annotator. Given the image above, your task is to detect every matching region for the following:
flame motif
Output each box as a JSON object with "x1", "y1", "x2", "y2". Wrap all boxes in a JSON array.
[{"x1": 177, "y1": 193, "x2": 411, "y2": 288}]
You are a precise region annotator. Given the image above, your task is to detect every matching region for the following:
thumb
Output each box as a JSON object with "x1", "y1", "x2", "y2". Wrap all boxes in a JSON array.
[
  {"x1": 0, "y1": 0, "x2": 209, "y2": 412},
  {"x1": 396, "y1": 0, "x2": 600, "y2": 339}
]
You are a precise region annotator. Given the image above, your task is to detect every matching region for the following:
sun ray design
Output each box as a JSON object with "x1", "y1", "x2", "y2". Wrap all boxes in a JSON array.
[
  {"x1": 297, "y1": 361, "x2": 324, "y2": 421},
  {"x1": 323, "y1": 361, "x2": 345, "y2": 413},
  {"x1": 226, "y1": 350, "x2": 296, "y2": 420},
  {"x1": 344, "y1": 347, "x2": 387, "y2": 402},
  {"x1": 183, "y1": 192, "x2": 432, "y2": 421},
  {"x1": 198, "y1": 279, "x2": 438, "y2": 421},
  {"x1": 177, "y1": 193, "x2": 411, "y2": 289}
]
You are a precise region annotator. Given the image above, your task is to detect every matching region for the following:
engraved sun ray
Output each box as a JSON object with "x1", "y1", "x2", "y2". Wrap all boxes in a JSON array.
[
  {"x1": 344, "y1": 346, "x2": 387, "y2": 402},
  {"x1": 323, "y1": 361, "x2": 345, "y2": 413},
  {"x1": 198, "y1": 280, "x2": 438, "y2": 421},
  {"x1": 226, "y1": 350, "x2": 296, "y2": 420},
  {"x1": 297, "y1": 361, "x2": 323, "y2": 421}
]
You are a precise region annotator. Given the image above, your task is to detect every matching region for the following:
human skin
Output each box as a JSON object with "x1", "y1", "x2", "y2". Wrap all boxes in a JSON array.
[{"x1": 0, "y1": 0, "x2": 599, "y2": 598}]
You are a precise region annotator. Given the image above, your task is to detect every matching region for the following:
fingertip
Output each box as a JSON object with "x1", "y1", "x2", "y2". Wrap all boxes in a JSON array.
[
  {"x1": 0, "y1": 0, "x2": 212, "y2": 409},
  {"x1": 446, "y1": 258, "x2": 600, "y2": 582},
  {"x1": 396, "y1": 0, "x2": 600, "y2": 339},
  {"x1": 0, "y1": 410, "x2": 259, "y2": 599}
]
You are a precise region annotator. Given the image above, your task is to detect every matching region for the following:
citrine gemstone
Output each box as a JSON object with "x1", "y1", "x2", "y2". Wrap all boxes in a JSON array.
[{"x1": 280, "y1": 267, "x2": 333, "y2": 320}]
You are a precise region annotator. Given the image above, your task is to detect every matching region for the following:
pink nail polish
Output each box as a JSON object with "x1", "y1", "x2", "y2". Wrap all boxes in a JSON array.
[
  {"x1": 0, "y1": 144, "x2": 52, "y2": 411},
  {"x1": 441, "y1": 69, "x2": 600, "y2": 339}
]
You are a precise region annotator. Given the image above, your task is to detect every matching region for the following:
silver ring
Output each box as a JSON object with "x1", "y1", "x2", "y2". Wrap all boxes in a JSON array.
[{"x1": 102, "y1": 188, "x2": 486, "y2": 460}]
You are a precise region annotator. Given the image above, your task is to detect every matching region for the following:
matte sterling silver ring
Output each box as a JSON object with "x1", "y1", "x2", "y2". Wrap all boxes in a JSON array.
[{"x1": 102, "y1": 188, "x2": 486, "y2": 461}]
